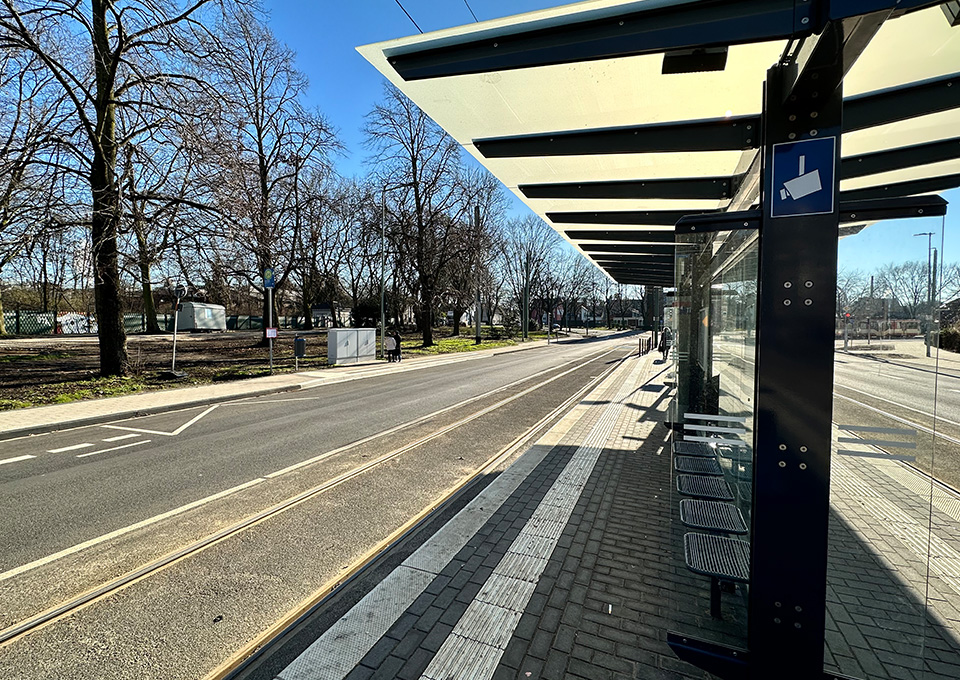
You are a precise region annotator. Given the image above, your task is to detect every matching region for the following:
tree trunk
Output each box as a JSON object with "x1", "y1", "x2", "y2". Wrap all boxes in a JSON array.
[
  {"x1": 91, "y1": 180, "x2": 128, "y2": 375},
  {"x1": 420, "y1": 283, "x2": 434, "y2": 347},
  {"x1": 301, "y1": 296, "x2": 313, "y2": 330},
  {"x1": 451, "y1": 308, "x2": 463, "y2": 336},
  {"x1": 136, "y1": 241, "x2": 161, "y2": 334},
  {"x1": 91, "y1": 0, "x2": 128, "y2": 376}
]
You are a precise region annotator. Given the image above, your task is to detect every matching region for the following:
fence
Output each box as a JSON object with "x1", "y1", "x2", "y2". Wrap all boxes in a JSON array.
[{"x1": 1, "y1": 309, "x2": 313, "y2": 335}]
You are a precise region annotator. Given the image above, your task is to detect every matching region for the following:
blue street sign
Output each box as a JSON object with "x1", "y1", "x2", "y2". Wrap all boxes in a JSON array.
[
  {"x1": 771, "y1": 136, "x2": 836, "y2": 218},
  {"x1": 263, "y1": 268, "x2": 275, "y2": 289}
]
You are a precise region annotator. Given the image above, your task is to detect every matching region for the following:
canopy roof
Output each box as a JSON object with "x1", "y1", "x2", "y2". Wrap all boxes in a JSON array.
[{"x1": 358, "y1": 0, "x2": 960, "y2": 286}]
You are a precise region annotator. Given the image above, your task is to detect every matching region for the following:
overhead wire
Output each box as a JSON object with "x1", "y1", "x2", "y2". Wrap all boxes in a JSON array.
[
  {"x1": 463, "y1": 0, "x2": 479, "y2": 22},
  {"x1": 393, "y1": 0, "x2": 423, "y2": 33}
]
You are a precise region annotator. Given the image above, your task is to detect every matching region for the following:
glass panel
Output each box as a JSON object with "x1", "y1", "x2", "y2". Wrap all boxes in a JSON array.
[
  {"x1": 669, "y1": 225, "x2": 758, "y2": 648},
  {"x1": 825, "y1": 215, "x2": 960, "y2": 678}
]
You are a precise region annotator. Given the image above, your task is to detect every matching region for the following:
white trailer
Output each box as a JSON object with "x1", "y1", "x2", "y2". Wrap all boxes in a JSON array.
[{"x1": 176, "y1": 302, "x2": 226, "y2": 332}]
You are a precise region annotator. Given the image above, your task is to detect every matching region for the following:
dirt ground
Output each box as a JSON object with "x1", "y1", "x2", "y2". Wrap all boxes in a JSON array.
[{"x1": 0, "y1": 330, "x2": 329, "y2": 406}]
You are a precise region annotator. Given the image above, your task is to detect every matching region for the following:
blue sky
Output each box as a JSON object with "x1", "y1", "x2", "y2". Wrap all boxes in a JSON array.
[{"x1": 262, "y1": 0, "x2": 960, "y2": 276}]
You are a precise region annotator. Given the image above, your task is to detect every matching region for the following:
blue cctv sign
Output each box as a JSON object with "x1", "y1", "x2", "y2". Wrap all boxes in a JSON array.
[{"x1": 771, "y1": 137, "x2": 836, "y2": 218}]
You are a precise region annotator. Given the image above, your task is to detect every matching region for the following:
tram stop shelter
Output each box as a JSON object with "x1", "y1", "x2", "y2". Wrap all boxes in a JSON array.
[{"x1": 359, "y1": 1, "x2": 960, "y2": 678}]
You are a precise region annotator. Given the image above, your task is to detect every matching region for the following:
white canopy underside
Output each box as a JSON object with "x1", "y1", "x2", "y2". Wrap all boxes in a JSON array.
[{"x1": 359, "y1": 1, "x2": 960, "y2": 266}]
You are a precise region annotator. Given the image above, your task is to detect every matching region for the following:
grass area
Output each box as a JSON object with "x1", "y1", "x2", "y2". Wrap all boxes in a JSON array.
[
  {"x1": 401, "y1": 335, "x2": 524, "y2": 356},
  {"x1": 0, "y1": 352, "x2": 75, "y2": 362},
  {"x1": 4, "y1": 376, "x2": 157, "y2": 409},
  {"x1": 0, "y1": 328, "x2": 566, "y2": 410},
  {"x1": 211, "y1": 366, "x2": 275, "y2": 381}
]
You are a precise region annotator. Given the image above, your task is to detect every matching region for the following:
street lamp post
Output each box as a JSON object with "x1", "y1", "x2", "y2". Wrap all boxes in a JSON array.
[
  {"x1": 380, "y1": 192, "x2": 387, "y2": 360},
  {"x1": 915, "y1": 231, "x2": 936, "y2": 357},
  {"x1": 474, "y1": 205, "x2": 482, "y2": 345}
]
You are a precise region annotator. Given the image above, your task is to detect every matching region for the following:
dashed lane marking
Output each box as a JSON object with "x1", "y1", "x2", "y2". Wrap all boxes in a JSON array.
[
  {"x1": 76, "y1": 440, "x2": 151, "y2": 458},
  {"x1": 47, "y1": 443, "x2": 93, "y2": 453},
  {"x1": 102, "y1": 433, "x2": 140, "y2": 442},
  {"x1": 0, "y1": 455, "x2": 35, "y2": 466}
]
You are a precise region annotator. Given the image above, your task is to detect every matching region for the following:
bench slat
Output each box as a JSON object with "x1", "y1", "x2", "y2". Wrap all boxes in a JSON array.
[
  {"x1": 677, "y1": 475, "x2": 735, "y2": 501},
  {"x1": 679, "y1": 499, "x2": 747, "y2": 534},
  {"x1": 684, "y1": 533, "x2": 750, "y2": 582},
  {"x1": 674, "y1": 456, "x2": 723, "y2": 476},
  {"x1": 673, "y1": 441, "x2": 715, "y2": 457}
]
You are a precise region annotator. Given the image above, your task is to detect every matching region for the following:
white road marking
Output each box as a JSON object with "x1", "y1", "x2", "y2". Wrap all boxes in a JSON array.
[
  {"x1": 0, "y1": 477, "x2": 265, "y2": 582},
  {"x1": 47, "y1": 443, "x2": 93, "y2": 453},
  {"x1": 0, "y1": 455, "x2": 35, "y2": 466},
  {"x1": 220, "y1": 397, "x2": 322, "y2": 405},
  {"x1": 102, "y1": 433, "x2": 140, "y2": 442},
  {"x1": 76, "y1": 440, "x2": 151, "y2": 458},
  {"x1": 100, "y1": 404, "x2": 219, "y2": 436}
]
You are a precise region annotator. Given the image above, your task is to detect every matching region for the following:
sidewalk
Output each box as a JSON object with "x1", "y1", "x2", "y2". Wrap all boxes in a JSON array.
[
  {"x1": 256, "y1": 345, "x2": 960, "y2": 680},
  {"x1": 0, "y1": 338, "x2": 557, "y2": 440},
  {"x1": 838, "y1": 337, "x2": 960, "y2": 373}
]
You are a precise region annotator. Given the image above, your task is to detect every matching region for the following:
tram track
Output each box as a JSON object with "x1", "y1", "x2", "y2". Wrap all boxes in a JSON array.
[{"x1": 0, "y1": 344, "x2": 631, "y2": 651}]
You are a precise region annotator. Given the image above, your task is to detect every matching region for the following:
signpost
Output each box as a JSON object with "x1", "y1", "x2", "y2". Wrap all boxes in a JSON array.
[
  {"x1": 168, "y1": 285, "x2": 188, "y2": 378},
  {"x1": 264, "y1": 268, "x2": 276, "y2": 373}
]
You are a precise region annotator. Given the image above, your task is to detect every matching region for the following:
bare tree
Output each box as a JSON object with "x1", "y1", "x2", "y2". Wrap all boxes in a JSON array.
[
  {"x1": 836, "y1": 267, "x2": 870, "y2": 319},
  {"x1": 0, "y1": 0, "x2": 240, "y2": 373},
  {"x1": 875, "y1": 261, "x2": 927, "y2": 318},
  {"x1": 0, "y1": 48, "x2": 74, "y2": 333},
  {"x1": 500, "y1": 214, "x2": 560, "y2": 333},
  {"x1": 365, "y1": 84, "x2": 480, "y2": 347},
  {"x1": 200, "y1": 9, "x2": 338, "y2": 342}
]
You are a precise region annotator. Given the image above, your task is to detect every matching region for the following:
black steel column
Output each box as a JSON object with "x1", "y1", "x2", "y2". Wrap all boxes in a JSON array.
[{"x1": 748, "y1": 57, "x2": 843, "y2": 676}]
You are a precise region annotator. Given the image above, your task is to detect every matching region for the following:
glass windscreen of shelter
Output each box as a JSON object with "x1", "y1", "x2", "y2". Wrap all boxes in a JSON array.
[
  {"x1": 825, "y1": 215, "x2": 960, "y2": 678},
  {"x1": 669, "y1": 225, "x2": 758, "y2": 648}
]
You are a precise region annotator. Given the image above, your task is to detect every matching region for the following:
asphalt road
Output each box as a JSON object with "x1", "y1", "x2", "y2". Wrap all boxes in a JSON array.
[
  {"x1": 0, "y1": 335, "x2": 638, "y2": 680},
  {"x1": 714, "y1": 335, "x2": 960, "y2": 489}
]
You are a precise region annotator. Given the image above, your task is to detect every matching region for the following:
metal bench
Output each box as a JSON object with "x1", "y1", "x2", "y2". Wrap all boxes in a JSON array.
[
  {"x1": 674, "y1": 456, "x2": 723, "y2": 476},
  {"x1": 684, "y1": 532, "x2": 751, "y2": 618},
  {"x1": 676, "y1": 474, "x2": 735, "y2": 501},
  {"x1": 673, "y1": 440, "x2": 715, "y2": 457},
  {"x1": 679, "y1": 499, "x2": 747, "y2": 534}
]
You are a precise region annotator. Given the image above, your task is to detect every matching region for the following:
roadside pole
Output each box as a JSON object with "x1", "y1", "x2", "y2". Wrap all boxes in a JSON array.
[
  {"x1": 268, "y1": 287, "x2": 274, "y2": 372},
  {"x1": 264, "y1": 268, "x2": 276, "y2": 374},
  {"x1": 172, "y1": 285, "x2": 186, "y2": 374},
  {"x1": 475, "y1": 288, "x2": 481, "y2": 345}
]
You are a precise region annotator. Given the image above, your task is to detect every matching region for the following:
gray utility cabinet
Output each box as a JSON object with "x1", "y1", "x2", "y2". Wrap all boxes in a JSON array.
[
  {"x1": 177, "y1": 302, "x2": 227, "y2": 332},
  {"x1": 327, "y1": 328, "x2": 376, "y2": 365}
]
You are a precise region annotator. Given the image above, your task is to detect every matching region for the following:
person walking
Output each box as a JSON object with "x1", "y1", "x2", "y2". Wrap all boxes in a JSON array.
[{"x1": 658, "y1": 326, "x2": 672, "y2": 362}]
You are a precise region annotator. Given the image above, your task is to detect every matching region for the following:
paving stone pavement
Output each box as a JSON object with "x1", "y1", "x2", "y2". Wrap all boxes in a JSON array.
[{"x1": 276, "y1": 345, "x2": 960, "y2": 680}]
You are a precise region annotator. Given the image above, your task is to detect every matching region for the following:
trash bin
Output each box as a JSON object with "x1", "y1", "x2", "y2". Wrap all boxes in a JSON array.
[{"x1": 294, "y1": 336, "x2": 306, "y2": 358}]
